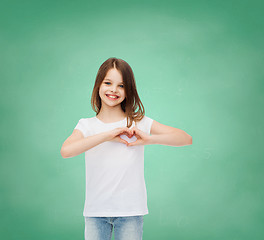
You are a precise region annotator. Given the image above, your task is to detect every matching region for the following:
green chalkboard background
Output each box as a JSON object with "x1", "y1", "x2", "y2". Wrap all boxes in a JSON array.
[{"x1": 1, "y1": 0, "x2": 263, "y2": 239}]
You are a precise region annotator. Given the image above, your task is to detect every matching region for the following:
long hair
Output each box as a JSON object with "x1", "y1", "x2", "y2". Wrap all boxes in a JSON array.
[{"x1": 91, "y1": 57, "x2": 145, "y2": 128}]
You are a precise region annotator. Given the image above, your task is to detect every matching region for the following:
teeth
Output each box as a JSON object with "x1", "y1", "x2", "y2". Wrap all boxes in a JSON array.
[{"x1": 107, "y1": 95, "x2": 118, "y2": 99}]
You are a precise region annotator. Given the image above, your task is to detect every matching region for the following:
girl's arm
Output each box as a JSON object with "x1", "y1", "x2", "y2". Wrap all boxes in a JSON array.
[
  {"x1": 61, "y1": 127, "x2": 133, "y2": 158},
  {"x1": 127, "y1": 120, "x2": 192, "y2": 147},
  {"x1": 61, "y1": 130, "x2": 110, "y2": 158},
  {"x1": 148, "y1": 120, "x2": 192, "y2": 146}
]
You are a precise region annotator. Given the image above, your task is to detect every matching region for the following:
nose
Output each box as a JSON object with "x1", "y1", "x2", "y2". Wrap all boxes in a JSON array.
[{"x1": 110, "y1": 85, "x2": 118, "y2": 93}]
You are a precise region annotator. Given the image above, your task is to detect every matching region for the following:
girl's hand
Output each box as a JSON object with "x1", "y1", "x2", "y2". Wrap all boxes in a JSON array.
[
  {"x1": 108, "y1": 127, "x2": 134, "y2": 145},
  {"x1": 127, "y1": 126, "x2": 151, "y2": 147}
]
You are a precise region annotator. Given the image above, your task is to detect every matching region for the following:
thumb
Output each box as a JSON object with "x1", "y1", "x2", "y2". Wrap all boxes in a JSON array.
[
  {"x1": 116, "y1": 136, "x2": 129, "y2": 145},
  {"x1": 127, "y1": 140, "x2": 139, "y2": 147}
]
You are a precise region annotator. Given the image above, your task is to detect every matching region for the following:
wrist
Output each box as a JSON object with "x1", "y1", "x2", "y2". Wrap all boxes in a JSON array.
[
  {"x1": 101, "y1": 131, "x2": 112, "y2": 142},
  {"x1": 146, "y1": 135, "x2": 155, "y2": 145}
]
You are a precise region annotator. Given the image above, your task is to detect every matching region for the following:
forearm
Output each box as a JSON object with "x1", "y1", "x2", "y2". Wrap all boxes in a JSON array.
[
  {"x1": 61, "y1": 132, "x2": 110, "y2": 158},
  {"x1": 147, "y1": 130, "x2": 192, "y2": 147}
]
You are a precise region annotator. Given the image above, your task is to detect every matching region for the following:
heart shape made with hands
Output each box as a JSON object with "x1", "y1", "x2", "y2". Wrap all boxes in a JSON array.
[{"x1": 119, "y1": 132, "x2": 137, "y2": 143}]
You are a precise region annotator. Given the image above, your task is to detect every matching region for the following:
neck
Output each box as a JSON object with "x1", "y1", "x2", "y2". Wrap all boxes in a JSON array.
[{"x1": 97, "y1": 104, "x2": 126, "y2": 121}]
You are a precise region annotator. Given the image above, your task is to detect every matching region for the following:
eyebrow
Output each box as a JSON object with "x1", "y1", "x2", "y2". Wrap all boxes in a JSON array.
[{"x1": 104, "y1": 79, "x2": 124, "y2": 84}]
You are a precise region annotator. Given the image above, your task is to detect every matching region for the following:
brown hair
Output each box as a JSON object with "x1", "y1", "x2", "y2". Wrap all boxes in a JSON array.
[{"x1": 91, "y1": 57, "x2": 145, "y2": 128}]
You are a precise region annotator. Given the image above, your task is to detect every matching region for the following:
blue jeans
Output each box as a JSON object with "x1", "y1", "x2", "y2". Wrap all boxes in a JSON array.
[{"x1": 84, "y1": 215, "x2": 144, "y2": 240}]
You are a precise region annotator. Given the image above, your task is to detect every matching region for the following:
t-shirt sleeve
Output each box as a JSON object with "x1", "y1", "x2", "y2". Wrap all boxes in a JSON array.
[
  {"x1": 138, "y1": 116, "x2": 154, "y2": 135},
  {"x1": 74, "y1": 118, "x2": 87, "y2": 137}
]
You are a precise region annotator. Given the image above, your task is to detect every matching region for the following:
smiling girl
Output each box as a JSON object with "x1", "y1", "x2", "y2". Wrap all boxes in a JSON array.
[{"x1": 60, "y1": 57, "x2": 192, "y2": 240}]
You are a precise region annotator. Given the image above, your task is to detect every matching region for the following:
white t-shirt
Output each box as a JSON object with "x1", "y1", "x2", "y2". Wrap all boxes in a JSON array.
[{"x1": 74, "y1": 115, "x2": 154, "y2": 217}]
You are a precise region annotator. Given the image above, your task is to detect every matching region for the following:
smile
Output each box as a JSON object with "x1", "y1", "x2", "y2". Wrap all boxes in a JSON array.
[{"x1": 105, "y1": 94, "x2": 120, "y2": 100}]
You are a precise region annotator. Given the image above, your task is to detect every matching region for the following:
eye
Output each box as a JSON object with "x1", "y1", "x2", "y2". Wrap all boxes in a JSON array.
[{"x1": 104, "y1": 82, "x2": 124, "y2": 88}]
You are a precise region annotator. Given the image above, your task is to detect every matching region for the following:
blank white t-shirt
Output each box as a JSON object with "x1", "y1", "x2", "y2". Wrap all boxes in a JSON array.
[{"x1": 74, "y1": 115, "x2": 154, "y2": 217}]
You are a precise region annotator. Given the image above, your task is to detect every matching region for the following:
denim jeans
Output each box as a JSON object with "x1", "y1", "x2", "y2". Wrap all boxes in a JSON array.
[{"x1": 84, "y1": 215, "x2": 144, "y2": 240}]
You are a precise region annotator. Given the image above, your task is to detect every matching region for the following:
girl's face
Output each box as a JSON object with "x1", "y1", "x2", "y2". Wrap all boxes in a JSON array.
[{"x1": 99, "y1": 68, "x2": 126, "y2": 107}]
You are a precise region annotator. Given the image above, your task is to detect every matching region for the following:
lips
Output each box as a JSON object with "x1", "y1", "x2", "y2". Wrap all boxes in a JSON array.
[{"x1": 105, "y1": 94, "x2": 120, "y2": 100}]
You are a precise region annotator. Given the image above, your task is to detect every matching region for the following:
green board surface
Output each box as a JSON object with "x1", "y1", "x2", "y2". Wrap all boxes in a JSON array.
[{"x1": 1, "y1": 0, "x2": 263, "y2": 239}]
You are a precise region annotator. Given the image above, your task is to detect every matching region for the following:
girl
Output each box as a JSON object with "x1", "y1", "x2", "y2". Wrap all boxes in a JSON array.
[{"x1": 60, "y1": 57, "x2": 192, "y2": 240}]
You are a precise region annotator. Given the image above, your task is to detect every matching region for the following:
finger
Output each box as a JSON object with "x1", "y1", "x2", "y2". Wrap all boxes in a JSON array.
[
  {"x1": 117, "y1": 128, "x2": 129, "y2": 136},
  {"x1": 113, "y1": 136, "x2": 128, "y2": 145},
  {"x1": 124, "y1": 129, "x2": 133, "y2": 138},
  {"x1": 127, "y1": 140, "x2": 139, "y2": 147},
  {"x1": 129, "y1": 130, "x2": 134, "y2": 137},
  {"x1": 134, "y1": 127, "x2": 142, "y2": 133},
  {"x1": 133, "y1": 128, "x2": 144, "y2": 137},
  {"x1": 121, "y1": 131, "x2": 133, "y2": 138},
  {"x1": 118, "y1": 136, "x2": 129, "y2": 145},
  {"x1": 119, "y1": 127, "x2": 129, "y2": 135},
  {"x1": 121, "y1": 132, "x2": 130, "y2": 138},
  {"x1": 130, "y1": 128, "x2": 135, "y2": 136},
  {"x1": 124, "y1": 128, "x2": 133, "y2": 136}
]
